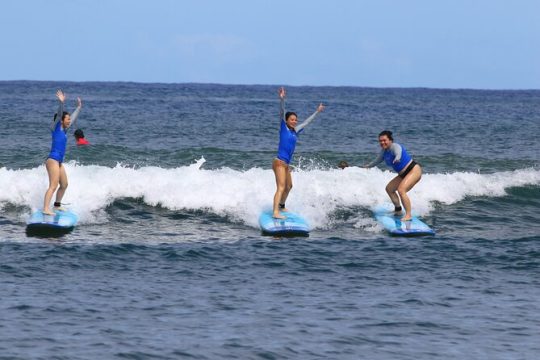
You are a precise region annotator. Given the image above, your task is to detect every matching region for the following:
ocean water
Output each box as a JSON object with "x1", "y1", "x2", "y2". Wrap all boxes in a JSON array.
[{"x1": 1, "y1": 81, "x2": 539, "y2": 359}]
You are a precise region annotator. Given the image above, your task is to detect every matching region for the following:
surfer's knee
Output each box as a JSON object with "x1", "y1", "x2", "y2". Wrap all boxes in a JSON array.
[
  {"x1": 385, "y1": 184, "x2": 396, "y2": 194},
  {"x1": 275, "y1": 183, "x2": 286, "y2": 193},
  {"x1": 59, "y1": 181, "x2": 68, "y2": 191},
  {"x1": 397, "y1": 186, "x2": 408, "y2": 197}
]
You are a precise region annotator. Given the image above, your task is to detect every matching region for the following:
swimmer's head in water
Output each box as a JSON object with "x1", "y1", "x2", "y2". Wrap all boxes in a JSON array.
[
  {"x1": 285, "y1": 111, "x2": 298, "y2": 129},
  {"x1": 338, "y1": 161, "x2": 349, "y2": 169},
  {"x1": 74, "y1": 129, "x2": 85, "y2": 139}
]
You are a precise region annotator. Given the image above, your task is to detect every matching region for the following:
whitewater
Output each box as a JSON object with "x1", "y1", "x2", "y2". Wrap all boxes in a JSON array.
[{"x1": 2, "y1": 158, "x2": 538, "y2": 229}]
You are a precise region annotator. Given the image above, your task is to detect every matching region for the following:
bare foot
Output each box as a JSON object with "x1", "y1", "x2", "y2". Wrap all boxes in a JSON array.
[
  {"x1": 273, "y1": 213, "x2": 286, "y2": 219},
  {"x1": 42, "y1": 209, "x2": 56, "y2": 216},
  {"x1": 280, "y1": 207, "x2": 289, "y2": 212},
  {"x1": 401, "y1": 215, "x2": 413, "y2": 221},
  {"x1": 54, "y1": 206, "x2": 66, "y2": 212}
]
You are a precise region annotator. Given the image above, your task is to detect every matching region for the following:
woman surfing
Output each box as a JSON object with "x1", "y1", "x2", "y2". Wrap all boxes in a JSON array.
[
  {"x1": 364, "y1": 130, "x2": 422, "y2": 221},
  {"x1": 42, "y1": 90, "x2": 82, "y2": 215},
  {"x1": 272, "y1": 87, "x2": 324, "y2": 219}
]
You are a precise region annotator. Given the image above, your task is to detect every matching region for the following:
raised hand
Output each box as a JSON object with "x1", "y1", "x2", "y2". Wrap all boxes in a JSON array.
[
  {"x1": 56, "y1": 89, "x2": 66, "y2": 103},
  {"x1": 77, "y1": 97, "x2": 82, "y2": 108},
  {"x1": 278, "y1": 87, "x2": 286, "y2": 100},
  {"x1": 316, "y1": 103, "x2": 325, "y2": 112}
]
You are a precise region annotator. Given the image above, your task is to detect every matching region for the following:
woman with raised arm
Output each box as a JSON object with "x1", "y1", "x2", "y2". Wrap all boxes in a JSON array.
[
  {"x1": 272, "y1": 87, "x2": 324, "y2": 219},
  {"x1": 364, "y1": 130, "x2": 422, "y2": 221},
  {"x1": 42, "y1": 90, "x2": 82, "y2": 215}
]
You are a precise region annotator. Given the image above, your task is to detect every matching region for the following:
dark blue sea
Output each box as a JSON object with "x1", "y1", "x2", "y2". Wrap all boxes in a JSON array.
[{"x1": 1, "y1": 81, "x2": 539, "y2": 359}]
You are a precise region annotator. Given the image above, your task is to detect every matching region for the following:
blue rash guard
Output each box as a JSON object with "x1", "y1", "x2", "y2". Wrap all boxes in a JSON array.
[
  {"x1": 277, "y1": 119, "x2": 303, "y2": 164},
  {"x1": 47, "y1": 100, "x2": 81, "y2": 163},
  {"x1": 366, "y1": 143, "x2": 412, "y2": 173},
  {"x1": 48, "y1": 121, "x2": 68, "y2": 162},
  {"x1": 276, "y1": 97, "x2": 320, "y2": 165},
  {"x1": 384, "y1": 143, "x2": 412, "y2": 172}
]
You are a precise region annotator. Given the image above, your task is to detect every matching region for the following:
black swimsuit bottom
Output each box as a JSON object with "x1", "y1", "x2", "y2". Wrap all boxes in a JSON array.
[{"x1": 399, "y1": 160, "x2": 418, "y2": 179}]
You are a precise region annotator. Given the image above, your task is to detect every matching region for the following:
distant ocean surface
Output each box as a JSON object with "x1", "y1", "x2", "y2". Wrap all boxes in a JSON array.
[{"x1": 1, "y1": 81, "x2": 539, "y2": 359}]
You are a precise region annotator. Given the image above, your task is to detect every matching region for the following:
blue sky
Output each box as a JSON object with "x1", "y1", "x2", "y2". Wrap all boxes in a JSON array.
[{"x1": 1, "y1": 0, "x2": 539, "y2": 89}]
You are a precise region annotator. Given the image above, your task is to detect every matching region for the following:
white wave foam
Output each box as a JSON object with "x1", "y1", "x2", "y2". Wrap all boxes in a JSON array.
[{"x1": 1, "y1": 159, "x2": 539, "y2": 228}]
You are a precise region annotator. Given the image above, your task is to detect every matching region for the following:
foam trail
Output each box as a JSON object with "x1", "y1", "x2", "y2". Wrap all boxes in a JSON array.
[{"x1": 1, "y1": 159, "x2": 538, "y2": 228}]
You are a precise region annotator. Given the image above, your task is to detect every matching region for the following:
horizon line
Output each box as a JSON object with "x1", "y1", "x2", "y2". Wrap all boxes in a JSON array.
[{"x1": 1, "y1": 79, "x2": 539, "y2": 92}]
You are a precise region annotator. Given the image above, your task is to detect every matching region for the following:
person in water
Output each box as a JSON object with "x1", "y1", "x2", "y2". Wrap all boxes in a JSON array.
[
  {"x1": 272, "y1": 87, "x2": 325, "y2": 219},
  {"x1": 42, "y1": 90, "x2": 82, "y2": 215},
  {"x1": 338, "y1": 160, "x2": 349, "y2": 169},
  {"x1": 364, "y1": 130, "x2": 422, "y2": 221},
  {"x1": 74, "y1": 129, "x2": 90, "y2": 146}
]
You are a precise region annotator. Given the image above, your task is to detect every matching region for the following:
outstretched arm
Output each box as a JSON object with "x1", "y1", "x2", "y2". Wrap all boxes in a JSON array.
[
  {"x1": 295, "y1": 103, "x2": 325, "y2": 132},
  {"x1": 69, "y1": 97, "x2": 82, "y2": 129},
  {"x1": 51, "y1": 89, "x2": 65, "y2": 130},
  {"x1": 278, "y1": 87, "x2": 286, "y2": 121},
  {"x1": 363, "y1": 150, "x2": 384, "y2": 168}
]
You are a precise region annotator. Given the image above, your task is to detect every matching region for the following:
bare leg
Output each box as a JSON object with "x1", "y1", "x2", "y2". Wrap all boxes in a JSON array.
[
  {"x1": 397, "y1": 165, "x2": 422, "y2": 221},
  {"x1": 279, "y1": 166, "x2": 293, "y2": 212},
  {"x1": 43, "y1": 158, "x2": 60, "y2": 215},
  {"x1": 385, "y1": 176, "x2": 402, "y2": 211},
  {"x1": 54, "y1": 163, "x2": 68, "y2": 210},
  {"x1": 272, "y1": 159, "x2": 288, "y2": 219}
]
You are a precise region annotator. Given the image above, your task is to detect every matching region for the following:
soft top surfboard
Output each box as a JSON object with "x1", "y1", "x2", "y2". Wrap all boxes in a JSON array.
[
  {"x1": 373, "y1": 205, "x2": 434, "y2": 237},
  {"x1": 26, "y1": 209, "x2": 79, "y2": 236},
  {"x1": 259, "y1": 210, "x2": 310, "y2": 237}
]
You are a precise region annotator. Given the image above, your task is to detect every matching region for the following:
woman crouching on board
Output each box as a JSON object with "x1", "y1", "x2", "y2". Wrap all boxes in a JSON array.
[
  {"x1": 272, "y1": 87, "x2": 324, "y2": 219},
  {"x1": 364, "y1": 130, "x2": 422, "y2": 221},
  {"x1": 42, "y1": 90, "x2": 82, "y2": 215}
]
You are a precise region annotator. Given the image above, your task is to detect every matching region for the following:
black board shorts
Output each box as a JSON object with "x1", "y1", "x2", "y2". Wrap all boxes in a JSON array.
[{"x1": 398, "y1": 161, "x2": 418, "y2": 179}]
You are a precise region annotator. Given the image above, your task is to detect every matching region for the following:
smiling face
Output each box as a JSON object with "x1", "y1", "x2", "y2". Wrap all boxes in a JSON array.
[
  {"x1": 378, "y1": 134, "x2": 392, "y2": 150},
  {"x1": 61, "y1": 113, "x2": 71, "y2": 129},
  {"x1": 286, "y1": 113, "x2": 297, "y2": 129}
]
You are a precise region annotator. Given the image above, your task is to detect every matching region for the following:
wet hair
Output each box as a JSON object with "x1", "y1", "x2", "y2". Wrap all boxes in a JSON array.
[
  {"x1": 74, "y1": 129, "x2": 85, "y2": 139},
  {"x1": 338, "y1": 160, "x2": 349, "y2": 169},
  {"x1": 53, "y1": 111, "x2": 70, "y2": 122},
  {"x1": 378, "y1": 130, "x2": 393, "y2": 141},
  {"x1": 285, "y1": 111, "x2": 297, "y2": 121}
]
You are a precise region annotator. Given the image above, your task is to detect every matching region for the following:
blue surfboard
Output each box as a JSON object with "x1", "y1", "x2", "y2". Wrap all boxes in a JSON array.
[
  {"x1": 26, "y1": 209, "x2": 79, "y2": 236},
  {"x1": 259, "y1": 210, "x2": 310, "y2": 237},
  {"x1": 373, "y1": 206, "x2": 435, "y2": 237}
]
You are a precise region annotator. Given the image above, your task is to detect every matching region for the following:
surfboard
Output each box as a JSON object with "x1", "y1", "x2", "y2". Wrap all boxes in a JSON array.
[
  {"x1": 26, "y1": 209, "x2": 79, "y2": 236},
  {"x1": 258, "y1": 210, "x2": 310, "y2": 237},
  {"x1": 373, "y1": 206, "x2": 435, "y2": 237}
]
